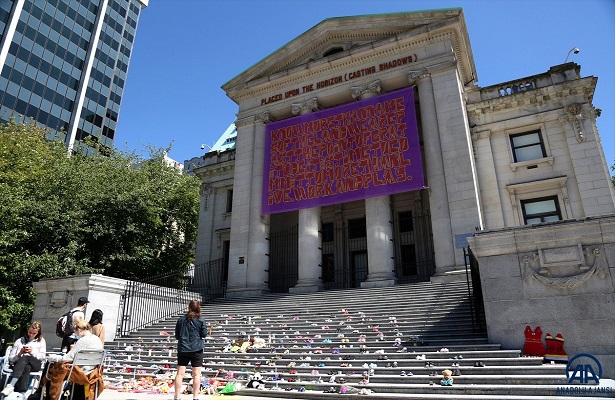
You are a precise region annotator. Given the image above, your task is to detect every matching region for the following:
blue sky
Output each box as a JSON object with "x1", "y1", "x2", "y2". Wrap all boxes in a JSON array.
[{"x1": 116, "y1": 0, "x2": 615, "y2": 172}]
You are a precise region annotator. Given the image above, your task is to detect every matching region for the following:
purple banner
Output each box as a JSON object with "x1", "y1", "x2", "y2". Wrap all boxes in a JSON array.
[{"x1": 262, "y1": 86, "x2": 424, "y2": 214}]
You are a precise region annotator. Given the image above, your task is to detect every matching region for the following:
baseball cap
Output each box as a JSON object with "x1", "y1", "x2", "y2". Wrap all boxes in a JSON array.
[{"x1": 77, "y1": 297, "x2": 90, "y2": 306}]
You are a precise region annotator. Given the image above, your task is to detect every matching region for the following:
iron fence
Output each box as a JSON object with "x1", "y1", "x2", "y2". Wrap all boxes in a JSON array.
[
  {"x1": 192, "y1": 258, "x2": 227, "y2": 302},
  {"x1": 267, "y1": 225, "x2": 298, "y2": 292},
  {"x1": 392, "y1": 211, "x2": 435, "y2": 283},
  {"x1": 116, "y1": 261, "x2": 227, "y2": 337},
  {"x1": 464, "y1": 246, "x2": 487, "y2": 332},
  {"x1": 116, "y1": 266, "x2": 198, "y2": 337},
  {"x1": 266, "y1": 211, "x2": 435, "y2": 291}
]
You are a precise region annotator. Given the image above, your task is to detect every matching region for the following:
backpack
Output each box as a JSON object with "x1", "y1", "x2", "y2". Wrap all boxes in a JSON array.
[{"x1": 55, "y1": 310, "x2": 75, "y2": 338}]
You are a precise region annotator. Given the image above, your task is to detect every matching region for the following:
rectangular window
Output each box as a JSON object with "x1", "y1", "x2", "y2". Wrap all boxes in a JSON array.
[
  {"x1": 225, "y1": 189, "x2": 233, "y2": 213},
  {"x1": 510, "y1": 130, "x2": 546, "y2": 162},
  {"x1": 521, "y1": 196, "x2": 561, "y2": 225}
]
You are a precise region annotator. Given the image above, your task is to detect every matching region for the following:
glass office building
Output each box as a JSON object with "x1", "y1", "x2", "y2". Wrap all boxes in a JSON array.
[{"x1": 0, "y1": 0, "x2": 147, "y2": 150}]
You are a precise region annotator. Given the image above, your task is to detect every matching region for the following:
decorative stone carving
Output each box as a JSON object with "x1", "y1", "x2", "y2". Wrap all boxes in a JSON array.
[
  {"x1": 408, "y1": 70, "x2": 430, "y2": 83},
  {"x1": 521, "y1": 246, "x2": 608, "y2": 288},
  {"x1": 560, "y1": 103, "x2": 592, "y2": 143},
  {"x1": 255, "y1": 111, "x2": 270, "y2": 124},
  {"x1": 200, "y1": 183, "x2": 212, "y2": 211},
  {"x1": 291, "y1": 98, "x2": 319, "y2": 115},
  {"x1": 350, "y1": 80, "x2": 381, "y2": 100}
]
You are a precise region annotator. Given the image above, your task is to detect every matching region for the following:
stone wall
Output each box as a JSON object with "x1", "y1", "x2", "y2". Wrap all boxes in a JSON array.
[
  {"x1": 33, "y1": 274, "x2": 201, "y2": 351},
  {"x1": 32, "y1": 275, "x2": 127, "y2": 351},
  {"x1": 467, "y1": 215, "x2": 615, "y2": 379}
]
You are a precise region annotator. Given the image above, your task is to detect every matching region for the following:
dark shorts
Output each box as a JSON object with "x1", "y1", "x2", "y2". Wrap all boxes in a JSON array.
[{"x1": 177, "y1": 349, "x2": 203, "y2": 367}]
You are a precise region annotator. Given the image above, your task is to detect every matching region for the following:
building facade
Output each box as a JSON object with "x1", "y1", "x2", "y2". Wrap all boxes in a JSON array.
[
  {"x1": 190, "y1": 9, "x2": 615, "y2": 300},
  {"x1": 0, "y1": 0, "x2": 147, "y2": 151}
]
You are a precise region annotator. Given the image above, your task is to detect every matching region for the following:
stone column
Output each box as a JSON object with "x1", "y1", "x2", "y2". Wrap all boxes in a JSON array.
[
  {"x1": 559, "y1": 104, "x2": 615, "y2": 216},
  {"x1": 289, "y1": 98, "x2": 324, "y2": 294},
  {"x1": 410, "y1": 71, "x2": 456, "y2": 271},
  {"x1": 246, "y1": 112, "x2": 271, "y2": 293},
  {"x1": 226, "y1": 116, "x2": 255, "y2": 296},
  {"x1": 352, "y1": 81, "x2": 397, "y2": 288}
]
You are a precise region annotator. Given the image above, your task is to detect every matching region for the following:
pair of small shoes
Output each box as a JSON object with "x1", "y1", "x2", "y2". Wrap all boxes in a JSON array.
[
  {"x1": 474, "y1": 361, "x2": 486, "y2": 367},
  {"x1": 451, "y1": 362, "x2": 460, "y2": 367},
  {"x1": 453, "y1": 355, "x2": 464, "y2": 359},
  {"x1": 400, "y1": 370, "x2": 407, "y2": 376},
  {"x1": 416, "y1": 354, "x2": 426, "y2": 361},
  {"x1": 1, "y1": 384, "x2": 14, "y2": 396},
  {"x1": 424, "y1": 361, "x2": 435, "y2": 368},
  {"x1": 429, "y1": 371, "x2": 438, "y2": 376},
  {"x1": 452, "y1": 368, "x2": 462, "y2": 376}
]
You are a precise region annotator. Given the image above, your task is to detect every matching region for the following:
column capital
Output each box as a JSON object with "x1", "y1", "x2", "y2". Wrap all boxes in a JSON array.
[
  {"x1": 351, "y1": 80, "x2": 381, "y2": 100},
  {"x1": 255, "y1": 111, "x2": 270, "y2": 124},
  {"x1": 291, "y1": 97, "x2": 319, "y2": 115},
  {"x1": 234, "y1": 115, "x2": 255, "y2": 128},
  {"x1": 408, "y1": 70, "x2": 430, "y2": 84}
]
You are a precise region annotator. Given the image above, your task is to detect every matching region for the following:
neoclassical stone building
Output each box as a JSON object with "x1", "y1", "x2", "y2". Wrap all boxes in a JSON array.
[{"x1": 188, "y1": 8, "x2": 615, "y2": 303}]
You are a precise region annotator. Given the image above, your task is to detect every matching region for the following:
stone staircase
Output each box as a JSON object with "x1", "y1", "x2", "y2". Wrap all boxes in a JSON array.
[{"x1": 103, "y1": 281, "x2": 614, "y2": 399}]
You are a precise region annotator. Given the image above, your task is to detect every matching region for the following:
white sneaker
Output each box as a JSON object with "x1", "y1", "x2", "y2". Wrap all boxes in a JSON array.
[{"x1": 1, "y1": 384, "x2": 14, "y2": 396}]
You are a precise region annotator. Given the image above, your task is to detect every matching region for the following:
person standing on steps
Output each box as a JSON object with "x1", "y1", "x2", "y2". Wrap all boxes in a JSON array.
[
  {"x1": 60, "y1": 296, "x2": 89, "y2": 352},
  {"x1": 174, "y1": 299, "x2": 207, "y2": 400}
]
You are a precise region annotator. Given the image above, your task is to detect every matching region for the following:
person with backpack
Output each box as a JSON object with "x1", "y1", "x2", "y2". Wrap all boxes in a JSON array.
[
  {"x1": 1, "y1": 321, "x2": 46, "y2": 397},
  {"x1": 58, "y1": 297, "x2": 89, "y2": 352},
  {"x1": 173, "y1": 299, "x2": 207, "y2": 400}
]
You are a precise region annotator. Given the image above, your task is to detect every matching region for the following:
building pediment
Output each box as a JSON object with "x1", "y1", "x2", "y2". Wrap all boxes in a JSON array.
[{"x1": 223, "y1": 8, "x2": 476, "y2": 100}]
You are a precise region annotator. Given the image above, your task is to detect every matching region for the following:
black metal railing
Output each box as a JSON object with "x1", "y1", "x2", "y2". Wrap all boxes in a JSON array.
[
  {"x1": 116, "y1": 261, "x2": 228, "y2": 337},
  {"x1": 191, "y1": 258, "x2": 228, "y2": 303},
  {"x1": 266, "y1": 211, "x2": 435, "y2": 291},
  {"x1": 116, "y1": 266, "x2": 198, "y2": 337},
  {"x1": 464, "y1": 246, "x2": 486, "y2": 332},
  {"x1": 267, "y1": 225, "x2": 299, "y2": 292},
  {"x1": 392, "y1": 211, "x2": 435, "y2": 283}
]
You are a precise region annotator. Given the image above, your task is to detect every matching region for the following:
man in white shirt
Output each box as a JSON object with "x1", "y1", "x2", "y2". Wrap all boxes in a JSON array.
[{"x1": 60, "y1": 297, "x2": 89, "y2": 352}]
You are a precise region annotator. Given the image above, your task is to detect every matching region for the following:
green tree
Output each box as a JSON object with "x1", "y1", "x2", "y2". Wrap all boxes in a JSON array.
[{"x1": 0, "y1": 120, "x2": 200, "y2": 330}]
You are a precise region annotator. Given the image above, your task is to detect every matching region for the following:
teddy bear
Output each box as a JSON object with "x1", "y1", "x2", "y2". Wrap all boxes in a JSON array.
[
  {"x1": 247, "y1": 372, "x2": 266, "y2": 389},
  {"x1": 440, "y1": 369, "x2": 454, "y2": 386}
]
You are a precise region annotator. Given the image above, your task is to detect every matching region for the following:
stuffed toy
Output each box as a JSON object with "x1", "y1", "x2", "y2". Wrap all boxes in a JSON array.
[
  {"x1": 246, "y1": 372, "x2": 265, "y2": 389},
  {"x1": 201, "y1": 379, "x2": 219, "y2": 395},
  {"x1": 440, "y1": 369, "x2": 454, "y2": 386}
]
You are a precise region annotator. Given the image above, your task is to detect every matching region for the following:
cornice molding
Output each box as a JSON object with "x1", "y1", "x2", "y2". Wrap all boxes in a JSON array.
[{"x1": 233, "y1": 30, "x2": 459, "y2": 104}]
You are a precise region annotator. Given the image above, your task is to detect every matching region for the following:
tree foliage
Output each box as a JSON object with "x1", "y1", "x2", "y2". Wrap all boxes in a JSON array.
[{"x1": 0, "y1": 120, "x2": 200, "y2": 330}]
